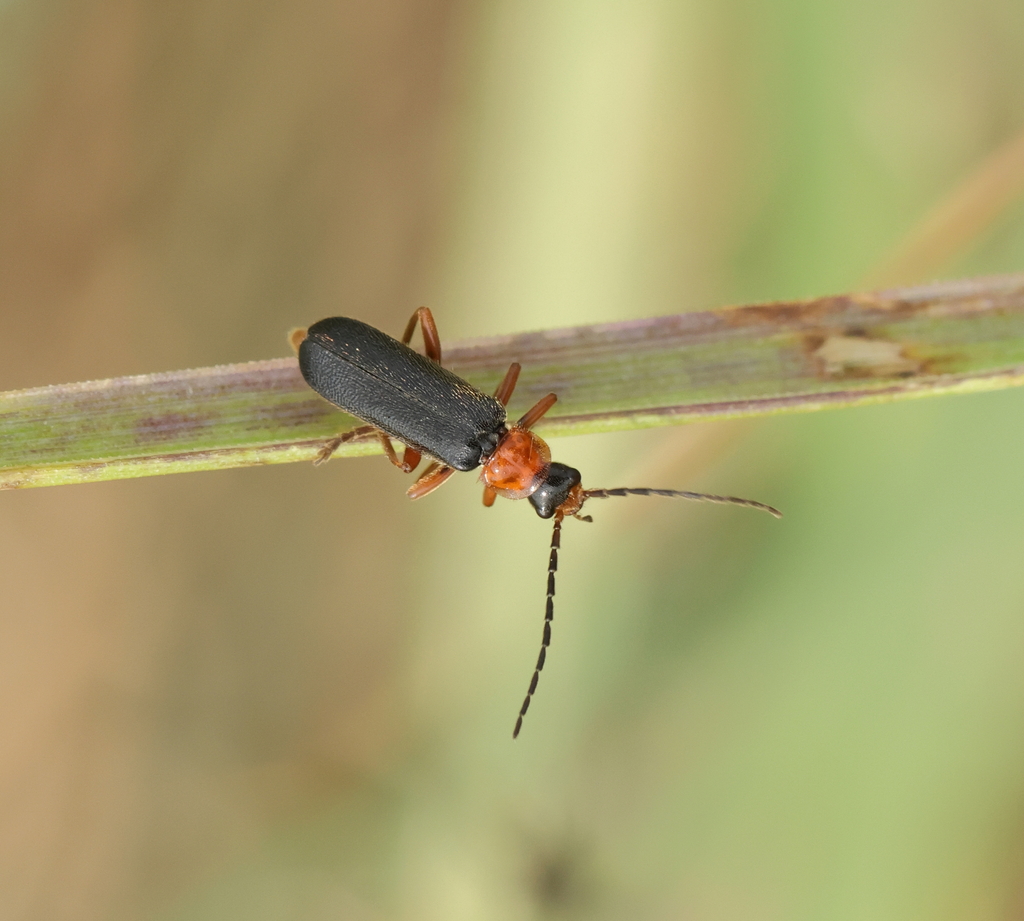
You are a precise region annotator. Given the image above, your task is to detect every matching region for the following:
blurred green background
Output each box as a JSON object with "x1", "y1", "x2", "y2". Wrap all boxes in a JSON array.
[{"x1": 2, "y1": 2, "x2": 1024, "y2": 919}]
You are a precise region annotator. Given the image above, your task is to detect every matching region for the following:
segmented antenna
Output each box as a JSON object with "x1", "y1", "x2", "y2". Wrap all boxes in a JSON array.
[
  {"x1": 511, "y1": 486, "x2": 778, "y2": 738},
  {"x1": 513, "y1": 515, "x2": 562, "y2": 739},
  {"x1": 583, "y1": 487, "x2": 782, "y2": 519}
]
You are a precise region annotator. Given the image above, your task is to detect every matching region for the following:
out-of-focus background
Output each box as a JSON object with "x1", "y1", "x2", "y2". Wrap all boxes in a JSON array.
[{"x1": 3, "y1": 2, "x2": 1024, "y2": 919}]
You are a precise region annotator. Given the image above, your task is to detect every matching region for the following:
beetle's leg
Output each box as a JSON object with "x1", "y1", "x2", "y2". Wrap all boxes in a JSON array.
[
  {"x1": 377, "y1": 432, "x2": 421, "y2": 473},
  {"x1": 314, "y1": 425, "x2": 377, "y2": 466},
  {"x1": 315, "y1": 427, "x2": 422, "y2": 471},
  {"x1": 401, "y1": 306, "x2": 442, "y2": 364},
  {"x1": 516, "y1": 393, "x2": 557, "y2": 431},
  {"x1": 493, "y1": 362, "x2": 521, "y2": 406},
  {"x1": 482, "y1": 485, "x2": 497, "y2": 507},
  {"x1": 406, "y1": 462, "x2": 456, "y2": 499},
  {"x1": 399, "y1": 446, "x2": 422, "y2": 473}
]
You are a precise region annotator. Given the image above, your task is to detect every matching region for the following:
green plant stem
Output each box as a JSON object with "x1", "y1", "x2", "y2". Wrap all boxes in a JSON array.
[{"x1": 3, "y1": 273, "x2": 1024, "y2": 489}]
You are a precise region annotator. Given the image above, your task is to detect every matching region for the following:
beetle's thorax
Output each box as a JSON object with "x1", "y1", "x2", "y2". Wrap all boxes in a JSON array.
[{"x1": 481, "y1": 427, "x2": 551, "y2": 500}]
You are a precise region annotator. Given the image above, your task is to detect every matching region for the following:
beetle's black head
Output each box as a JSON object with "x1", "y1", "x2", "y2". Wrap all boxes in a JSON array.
[{"x1": 528, "y1": 462, "x2": 582, "y2": 519}]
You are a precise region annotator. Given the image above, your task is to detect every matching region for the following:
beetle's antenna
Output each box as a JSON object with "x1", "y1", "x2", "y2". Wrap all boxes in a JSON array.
[
  {"x1": 513, "y1": 514, "x2": 563, "y2": 739},
  {"x1": 582, "y1": 487, "x2": 781, "y2": 519}
]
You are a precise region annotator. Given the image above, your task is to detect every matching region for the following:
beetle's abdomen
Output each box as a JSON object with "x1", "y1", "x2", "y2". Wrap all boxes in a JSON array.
[{"x1": 299, "y1": 317, "x2": 506, "y2": 471}]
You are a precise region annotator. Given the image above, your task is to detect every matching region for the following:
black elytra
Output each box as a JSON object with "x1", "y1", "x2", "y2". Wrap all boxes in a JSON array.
[{"x1": 299, "y1": 317, "x2": 508, "y2": 472}]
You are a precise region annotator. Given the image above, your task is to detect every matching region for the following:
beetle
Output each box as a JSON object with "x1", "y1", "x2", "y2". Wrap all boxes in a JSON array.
[{"x1": 292, "y1": 307, "x2": 781, "y2": 738}]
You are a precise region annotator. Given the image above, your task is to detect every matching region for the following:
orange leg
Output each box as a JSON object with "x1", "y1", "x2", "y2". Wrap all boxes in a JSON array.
[
  {"x1": 482, "y1": 485, "x2": 497, "y2": 507},
  {"x1": 402, "y1": 306, "x2": 442, "y2": 363},
  {"x1": 314, "y1": 425, "x2": 421, "y2": 473},
  {"x1": 516, "y1": 393, "x2": 557, "y2": 431},
  {"x1": 406, "y1": 462, "x2": 457, "y2": 500},
  {"x1": 314, "y1": 424, "x2": 377, "y2": 465},
  {"x1": 378, "y1": 432, "x2": 421, "y2": 473},
  {"x1": 493, "y1": 362, "x2": 521, "y2": 406}
]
